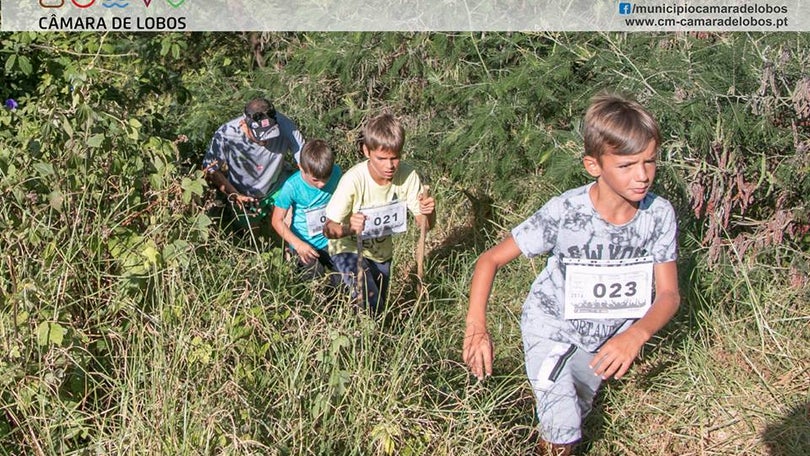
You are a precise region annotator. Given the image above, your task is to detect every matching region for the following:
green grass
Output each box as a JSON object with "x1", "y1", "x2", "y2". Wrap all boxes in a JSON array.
[{"x1": 1, "y1": 200, "x2": 808, "y2": 455}]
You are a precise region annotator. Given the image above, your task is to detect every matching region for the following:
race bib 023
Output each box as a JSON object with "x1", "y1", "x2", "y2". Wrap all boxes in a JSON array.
[{"x1": 563, "y1": 256, "x2": 654, "y2": 320}]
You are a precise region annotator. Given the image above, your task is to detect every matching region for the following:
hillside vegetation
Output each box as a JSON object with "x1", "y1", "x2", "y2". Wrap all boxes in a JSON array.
[{"x1": 1, "y1": 32, "x2": 808, "y2": 455}]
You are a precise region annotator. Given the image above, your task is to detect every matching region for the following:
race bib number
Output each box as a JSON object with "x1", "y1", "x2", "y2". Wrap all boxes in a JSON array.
[
  {"x1": 563, "y1": 256, "x2": 654, "y2": 319},
  {"x1": 359, "y1": 201, "x2": 407, "y2": 239},
  {"x1": 304, "y1": 205, "x2": 328, "y2": 236}
]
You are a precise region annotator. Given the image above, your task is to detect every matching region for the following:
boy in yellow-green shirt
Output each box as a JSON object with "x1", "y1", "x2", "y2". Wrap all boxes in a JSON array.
[{"x1": 323, "y1": 112, "x2": 435, "y2": 314}]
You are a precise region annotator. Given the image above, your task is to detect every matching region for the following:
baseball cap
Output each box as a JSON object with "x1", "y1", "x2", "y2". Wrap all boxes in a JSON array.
[{"x1": 244, "y1": 101, "x2": 279, "y2": 142}]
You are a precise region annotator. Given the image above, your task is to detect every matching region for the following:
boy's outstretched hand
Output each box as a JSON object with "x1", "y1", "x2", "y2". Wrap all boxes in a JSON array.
[
  {"x1": 589, "y1": 325, "x2": 648, "y2": 380},
  {"x1": 590, "y1": 261, "x2": 680, "y2": 380},
  {"x1": 463, "y1": 322, "x2": 493, "y2": 381},
  {"x1": 463, "y1": 235, "x2": 522, "y2": 382},
  {"x1": 230, "y1": 193, "x2": 257, "y2": 209}
]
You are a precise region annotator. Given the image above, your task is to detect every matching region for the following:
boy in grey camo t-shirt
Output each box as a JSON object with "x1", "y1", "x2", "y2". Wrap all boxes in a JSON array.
[
  {"x1": 463, "y1": 93, "x2": 680, "y2": 455},
  {"x1": 203, "y1": 97, "x2": 305, "y2": 230}
]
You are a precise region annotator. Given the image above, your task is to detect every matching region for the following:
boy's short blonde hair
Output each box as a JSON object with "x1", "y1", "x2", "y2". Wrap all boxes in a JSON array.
[
  {"x1": 361, "y1": 112, "x2": 405, "y2": 155},
  {"x1": 300, "y1": 139, "x2": 334, "y2": 181},
  {"x1": 583, "y1": 93, "x2": 661, "y2": 159}
]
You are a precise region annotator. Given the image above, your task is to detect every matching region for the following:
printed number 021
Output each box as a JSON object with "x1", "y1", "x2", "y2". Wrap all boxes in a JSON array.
[
  {"x1": 373, "y1": 212, "x2": 398, "y2": 227},
  {"x1": 593, "y1": 281, "x2": 637, "y2": 298}
]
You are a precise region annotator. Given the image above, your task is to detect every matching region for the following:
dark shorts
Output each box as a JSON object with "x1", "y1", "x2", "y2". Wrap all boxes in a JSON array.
[
  {"x1": 331, "y1": 252, "x2": 391, "y2": 315},
  {"x1": 293, "y1": 248, "x2": 339, "y2": 286}
]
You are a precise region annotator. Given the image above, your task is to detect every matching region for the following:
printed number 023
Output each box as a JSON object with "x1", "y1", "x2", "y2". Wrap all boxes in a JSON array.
[{"x1": 593, "y1": 281, "x2": 637, "y2": 298}]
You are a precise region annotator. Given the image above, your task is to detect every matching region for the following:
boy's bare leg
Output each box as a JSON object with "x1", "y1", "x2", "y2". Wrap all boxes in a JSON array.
[{"x1": 536, "y1": 440, "x2": 573, "y2": 456}]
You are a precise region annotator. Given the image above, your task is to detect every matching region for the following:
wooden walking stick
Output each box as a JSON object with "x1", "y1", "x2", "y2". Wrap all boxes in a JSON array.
[
  {"x1": 416, "y1": 185, "x2": 431, "y2": 291},
  {"x1": 355, "y1": 230, "x2": 365, "y2": 306}
]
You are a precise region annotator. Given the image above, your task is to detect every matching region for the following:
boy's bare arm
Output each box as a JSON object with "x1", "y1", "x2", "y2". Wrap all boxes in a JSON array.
[
  {"x1": 590, "y1": 260, "x2": 680, "y2": 380},
  {"x1": 323, "y1": 220, "x2": 348, "y2": 239},
  {"x1": 271, "y1": 206, "x2": 319, "y2": 264},
  {"x1": 463, "y1": 235, "x2": 522, "y2": 380},
  {"x1": 205, "y1": 169, "x2": 234, "y2": 194},
  {"x1": 205, "y1": 169, "x2": 255, "y2": 206}
]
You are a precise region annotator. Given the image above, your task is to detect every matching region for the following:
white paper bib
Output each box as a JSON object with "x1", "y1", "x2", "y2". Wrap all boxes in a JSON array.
[
  {"x1": 563, "y1": 256, "x2": 654, "y2": 319},
  {"x1": 303, "y1": 205, "x2": 328, "y2": 236},
  {"x1": 359, "y1": 201, "x2": 407, "y2": 239}
]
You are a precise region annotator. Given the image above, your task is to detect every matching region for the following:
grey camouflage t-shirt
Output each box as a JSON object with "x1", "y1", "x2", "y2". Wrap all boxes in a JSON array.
[
  {"x1": 512, "y1": 182, "x2": 678, "y2": 352},
  {"x1": 202, "y1": 113, "x2": 304, "y2": 198}
]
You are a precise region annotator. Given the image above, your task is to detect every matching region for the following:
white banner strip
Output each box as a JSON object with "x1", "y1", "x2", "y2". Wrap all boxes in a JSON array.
[{"x1": 2, "y1": 1, "x2": 807, "y2": 32}]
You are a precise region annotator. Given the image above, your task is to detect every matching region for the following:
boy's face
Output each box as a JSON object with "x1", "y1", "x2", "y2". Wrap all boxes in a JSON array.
[
  {"x1": 301, "y1": 168, "x2": 329, "y2": 189},
  {"x1": 583, "y1": 140, "x2": 657, "y2": 204},
  {"x1": 363, "y1": 145, "x2": 401, "y2": 185}
]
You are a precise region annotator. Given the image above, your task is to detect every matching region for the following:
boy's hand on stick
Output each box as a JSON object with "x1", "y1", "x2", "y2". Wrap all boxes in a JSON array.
[
  {"x1": 229, "y1": 193, "x2": 256, "y2": 209},
  {"x1": 418, "y1": 193, "x2": 435, "y2": 216},
  {"x1": 348, "y1": 213, "x2": 366, "y2": 235},
  {"x1": 463, "y1": 322, "x2": 493, "y2": 381}
]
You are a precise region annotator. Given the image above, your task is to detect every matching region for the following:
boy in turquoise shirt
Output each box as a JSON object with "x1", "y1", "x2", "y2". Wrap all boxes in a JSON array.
[{"x1": 271, "y1": 139, "x2": 341, "y2": 280}]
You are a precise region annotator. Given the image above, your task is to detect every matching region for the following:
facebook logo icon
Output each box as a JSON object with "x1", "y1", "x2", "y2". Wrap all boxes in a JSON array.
[{"x1": 619, "y1": 2, "x2": 632, "y2": 15}]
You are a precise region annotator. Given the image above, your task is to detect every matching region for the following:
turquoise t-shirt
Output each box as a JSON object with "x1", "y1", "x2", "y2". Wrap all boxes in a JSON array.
[{"x1": 274, "y1": 165, "x2": 342, "y2": 251}]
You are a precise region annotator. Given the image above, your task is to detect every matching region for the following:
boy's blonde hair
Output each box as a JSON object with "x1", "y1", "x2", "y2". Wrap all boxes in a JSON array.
[
  {"x1": 361, "y1": 112, "x2": 405, "y2": 155},
  {"x1": 300, "y1": 139, "x2": 334, "y2": 181},
  {"x1": 583, "y1": 93, "x2": 660, "y2": 159}
]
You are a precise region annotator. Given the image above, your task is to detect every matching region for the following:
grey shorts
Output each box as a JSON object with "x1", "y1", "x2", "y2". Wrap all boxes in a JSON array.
[{"x1": 523, "y1": 330, "x2": 603, "y2": 445}]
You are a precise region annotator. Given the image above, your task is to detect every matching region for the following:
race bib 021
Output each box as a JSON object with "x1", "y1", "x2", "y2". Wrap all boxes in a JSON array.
[
  {"x1": 563, "y1": 256, "x2": 654, "y2": 320},
  {"x1": 359, "y1": 201, "x2": 407, "y2": 239}
]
